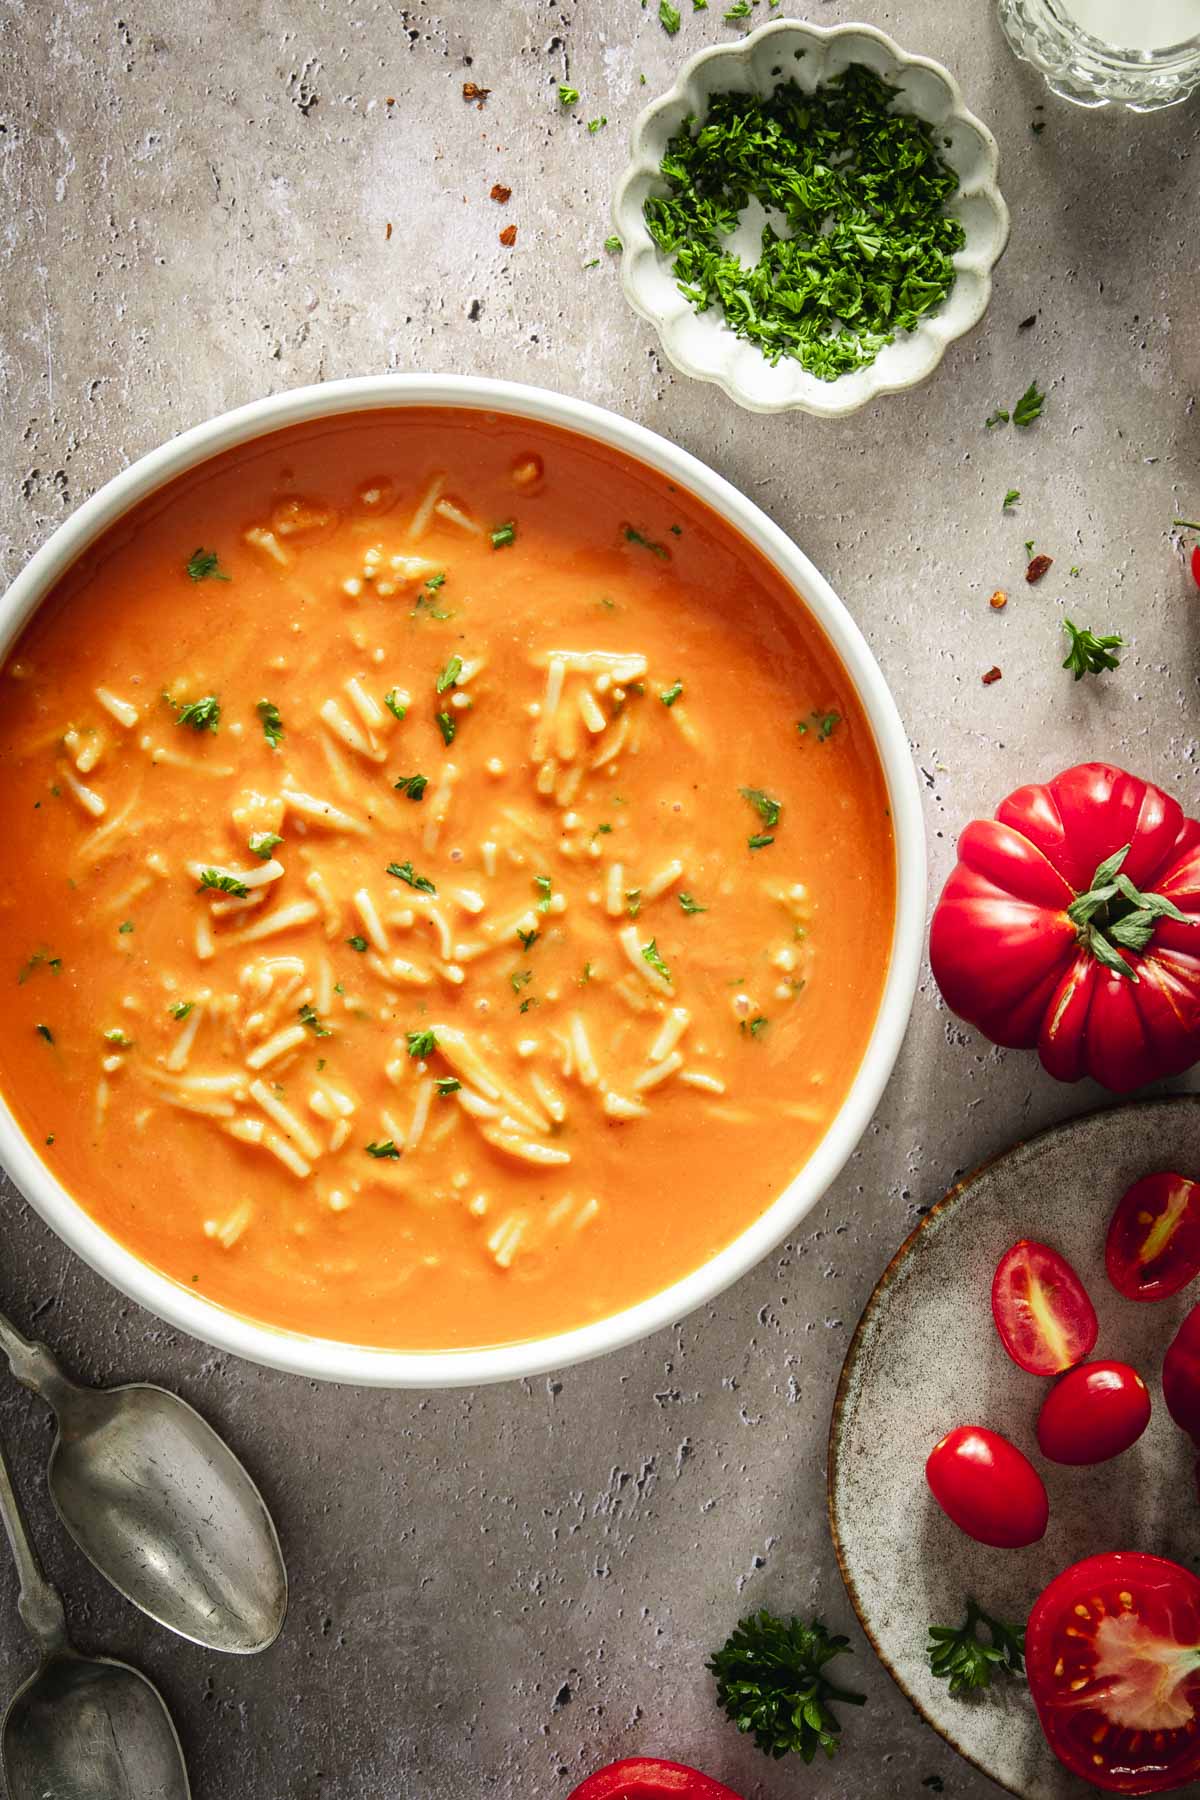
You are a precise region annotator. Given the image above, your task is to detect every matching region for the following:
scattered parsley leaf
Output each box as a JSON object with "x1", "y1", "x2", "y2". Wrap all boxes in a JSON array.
[
  {"x1": 103, "y1": 1028, "x2": 133, "y2": 1048},
  {"x1": 248, "y1": 831, "x2": 282, "y2": 860},
  {"x1": 436, "y1": 656, "x2": 463, "y2": 694},
  {"x1": 490, "y1": 521, "x2": 516, "y2": 549},
  {"x1": 186, "y1": 547, "x2": 229, "y2": 582},
  {"x1": 118, "y1": 920, "x2": 134, "y2": 935},
  {"x1": 1003, "y1": 488, "x2": 1020, "y2": 510},
  {"x1": 365, "y1": 1139, "x2": 401, "y2": 1159},
  {"x1": 169, "y1": 1001, "x2": 194, "y2": 1020},
  {"x1": 435, "y1": 1077, "x2": 462, "y2": 1097},
  {"x1": 394, "y1": 774, "x2": 428, "y2": 801},
  {"x1": 588, "y1": 116, "x2": 607, "y2": 133},
  {"x1": 406, "y1": 1028, "x2": 438, "y2": 1059},
  {"x1": 927, "y1": 1603, "x2": 1025, "y2": 1697},
  {"x1": 173, "y1": 694, "x2": 221, "y2": 733},
  {"x1": 741, "y1": 1014, "x2": 769, "y2": 1037},
  {"x1": 346, "y1": 935, "x2": 369, "y2": 952},
  {"x1": 436, "y1": 710, "x2": 456, "y2": 746},
  {"x1": 1013, "y1": 380, "x2": 1045, "y2": 427},
  {"x1": 383, "y1": 690, "x2": 408, "y2": 721},
  {"x1": 534, "y1": 874, "x2": 553, "y2": 913},
  {"x1": 740, "y1": 787, "x2": 781, "y2": 829},
  {"x1": 18, "y1": 952, "x2": 62, "y2": 984},
  {"x1": 36, "y1": 1023, "x2": 54, "y2": 1044},
  {"x1": 592, "y1": 822, "x2": 614, "y2": 840},
  {"x1": 708, "y1": 1611, "x2": 865, "y2": 1761},
  {"x1": 624, "y1": 524, "x2": 668, "y2": 560},
  {"x1": 386, "y1": 860, "x2": 437, "y2": 895},
  {"x1": 298, "y1": 1003, "x2": 331, "y2": 1038},
  {"x1": 679, "y1": 892, "x2": 707, "y2": 914},
  {"x1": 626, "y1": 888, "x2": 643, "y2": 918},
  {"x1": 985, "y1": 408, "x2": 1010, "y2": 429},
  {"x1": 510, "y1": 968, "x2": 533, "y2": 994},
  {"x1": 197, "y1": 869, "x2": 249, "y2": 898},
  {"x1": 748, "y1": 833, "x2": 774, "y2": 851},
  {"x1": 1062, "y1": 619, "x2": 1123, "y2": 680},
  {"x1": 579, "y1": 961, "x2": 594, "y2": 985},
  {"x1": 660, "y1": 679, "x2": 684, "y2": 707},
  {"x1": 558, "y1": 84, "x2": 580, "y2": 106},
  {"x1": 660, "y1": 0, "x2": 681, "y2": 30},
  {"x1": 517, "y1": 928, "x2": 539, "y2": 951},
  {"x1": 604, "y1": 234, "x2": 622, "y2": 252},
  {"x1": 519, "y1": 996, "x2": 538, "y2": 1013},
  {"x1": 725, "y1": 0, "x2": 754, "y2": 16},
  {"x1": 641, "y1": 938, "x2": 672, "y2": 983},
  {"x1": 256, "y1": 698, "x2": 283, "y2": 747}
]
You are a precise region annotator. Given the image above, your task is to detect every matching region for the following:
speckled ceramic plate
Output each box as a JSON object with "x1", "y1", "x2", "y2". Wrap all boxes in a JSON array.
[{"x1": 828, "y1": 1097, "x2": 1200, "y2": 1800}]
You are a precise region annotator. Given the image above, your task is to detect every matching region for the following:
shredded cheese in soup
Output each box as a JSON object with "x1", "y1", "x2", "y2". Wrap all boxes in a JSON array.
[{"x1": 0, "y1": 411, "x2": 895, "y2": 1349}]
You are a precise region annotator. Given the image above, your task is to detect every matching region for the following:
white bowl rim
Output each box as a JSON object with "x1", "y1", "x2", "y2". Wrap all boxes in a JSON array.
[{"x1": 0, "y1": 373, "x2": 925, "y2": 1386}]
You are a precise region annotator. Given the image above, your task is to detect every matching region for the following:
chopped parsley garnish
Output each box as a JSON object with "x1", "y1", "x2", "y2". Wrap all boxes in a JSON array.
[
  {"x1": 118, "y1": 920, "x2": 134, "y2": 934},
  {"x1": 1012, "y1": 380, "x2": 1045, "y2": 427},
  {"x1": 197, "y1": 869, "x2": 249, "y2": 898},
  {"x1": 1003, "y1": 488, "x2": 1020, "y2": 510},
  {"x1": 534, "y1": 874, "x2": 553, "y2": 912},
  {"x1": 624, "y1": 524, "x2": 669, "y2": 560},
  {"x1": 186, "y1": 547, "x2": 230, "y2": 582},
  {"x1": 1062, "y1": 619, "x2": 1123, "y2": 680},
  {"x1": 660, "y1": 679, "x2": 684, "y2": 707},
  {"x1": 643, "y1": 67, "x2": 964, "y2": 382},
  {"x1": 517, "y1": 927, "x2": 539, "y2": 951},
  {"x1": 558, "y1": 84, "x2": 580, "y2": 107},
  {"x1": 592, "y1": 822, "x2": 614, "y2": 839},
  {"x1": 169, "y1": 1001, "x2": 194, "y2": 1021},
  {"x1": 490, "y1": 521, "x2": 516, "y2": 549},
  {"x1": 519, "y1": 996, "x2": 538, "y2": 1013},
  {"x1": 173, "y1": 693, "x2": 221, "y2": 733},
  {"x1": 510, "y1": 968, "x2": 533, "y2": 994},
  {"x1": 365, "y1": 1139, "x2": 401, "y2": 1159},
  {"x1": 256, "y1": 699, "x2": 283, "y2": 747},
  {"x1": 298, "y1": 1003, "x2": 331, "y2": 1038},
  {"x1": 394, "y1": 774, "x2": 428, "y2": 801},
  {"x1": 18, "y1": 952, "x2": 62, "y2": 984},
  {"x1": 579, "y1": 961, "x2": 594, "y2": 985},
  {"x1": 641, "y1": 939, "x2": 671, "y2": 983},
  {"x1": 709, "y1": 1611, "x2": 864, "y2": 1761},
  {"x1": 436, "y1": 656, "x2": 463, "y2": 694},
  {"x1": 604, "y1": 234, "x2": 622, "y2": 253},
  {"x1": 386, "y1": 860, "x2": 437, "y2": 896},
  {"x1": 678, "y1": 892, "x2": 707, "y2": 914},
  {"x1": 748, "y1": 834, "x2": 774, "y2": 851},
  {"x1": 626, "y1": 888, "x2": 643, "y2": 918},
  {"x1": 406, "y1": 1028, "x2": 438, "y2": 1059},
  {"x1": 741, "y1": 1015, "x2": 769, "y2": 1038},
  {"x1": 383, "y1": 690, "x2": 408, "y2": 721},
  {"x1": 798, "y1": 710, "x2": 841, "y2": 741},
  {"x1": 725, "y1": 0, "x2": 753, "y2": 16},
  {"x1": 436, "y1": 711, "x2": 456, "y2": 746},
  {"x1": 984, "y1": 408, "x2": 1010, "y2": 428},
  {"x1": 435, "y1": 1077, "x2": 462, "y2": 1097},
  {"x1": 346, "y1": 935, "x2": 369, "y2": 952},
  {"x1": 660, "y1": 0, "x2": 681, "y2": 30},
  {"x1": 36, "y1": 1023, "x2": 54, "y2": 1043},
  {"x1": 927, "y1": 1603, "x2": 1025, "y2": 1697},
  {"x1": 248, "y1": 831, "x2": 282, "y2": 860},
  {"x1": 740, "y1": 787, "x2": 782, "y2": 830},
  {"x1": 103, "y1": 1028, "x2": 133, "y2": 1048},
  {"x1": 587, "y1": 117, "x2": 607, "y2": 134}
]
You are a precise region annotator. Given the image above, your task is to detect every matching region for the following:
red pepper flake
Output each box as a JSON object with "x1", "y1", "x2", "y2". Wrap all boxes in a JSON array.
[
  {"x1": 982, "y1": 666, "x2": 1003, "y2": 685},
  {"x1": 499, "y1": 224, "x2": 517, "y2": 248},
  {"x1": 989, "y1": 590, "x2": 1008, "y2": 610},
  {"x1": 385, "y1": 221, "x2": 392, "y2": 241},
  {"x1": 1026, "y1": 553, "x2": 1054, "y2": 584},
  {"x1": 463, "y1": 81, "x2": 490, "y2": 104},
  {"x1": 490, "y1": 183, "x2": 512, "y2": 204}
]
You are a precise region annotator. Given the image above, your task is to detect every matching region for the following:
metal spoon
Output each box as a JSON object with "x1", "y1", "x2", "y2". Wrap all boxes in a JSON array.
[
  {"x1": 0, "y1": 1309, "x2": 287, "y2": 1654},
  {"x1": 0, "y1": 1426, "x2": 191, "y2": 1800}
]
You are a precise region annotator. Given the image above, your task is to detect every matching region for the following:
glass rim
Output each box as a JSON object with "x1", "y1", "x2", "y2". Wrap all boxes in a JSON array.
[{"x1": 1041, "y1": 0, "x2": 1200, "y2": 63}]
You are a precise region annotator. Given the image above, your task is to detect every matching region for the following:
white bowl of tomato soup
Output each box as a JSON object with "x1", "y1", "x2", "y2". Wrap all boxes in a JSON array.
[{"x1": 0, "y1": 376, "x2": 923, "y2": 1386}]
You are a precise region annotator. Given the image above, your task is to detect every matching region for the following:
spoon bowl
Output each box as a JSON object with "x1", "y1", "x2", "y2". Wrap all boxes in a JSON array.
[{"x1": 4, "y1": 1650, "x2": 190, "y2": 1800}]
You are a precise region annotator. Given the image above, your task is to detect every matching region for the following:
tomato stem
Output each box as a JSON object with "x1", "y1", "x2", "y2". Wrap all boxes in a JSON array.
[{"x1": 1065, "y1": 843, "x2": 1192, "y2": 980}]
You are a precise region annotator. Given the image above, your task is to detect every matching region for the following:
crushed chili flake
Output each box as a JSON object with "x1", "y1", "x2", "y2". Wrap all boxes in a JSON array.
[
  {"x1": 490, "y1": 183, "x2": 512, "y2": 204},
  {"x1": 499, "y1": 223, "x2": 517, "y2": 247},
  {"x1": 989, "y1": 589, "x2": 1008, "y2": 610},
  {"x1": 1026, "y1": 553, "x2": 1054, "y2": 584},
  {"x1": 982, "y1": 666, "x2": 1003, "y2": 685},
  {"x1": 463, "y1": 81, "x2": 490, "y2": 103},
  {"x1": 385, "y1": 221, "x2": 393, "y2": 240}
]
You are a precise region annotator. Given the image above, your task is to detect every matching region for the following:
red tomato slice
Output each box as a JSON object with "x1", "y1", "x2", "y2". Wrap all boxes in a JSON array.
[
  {"x1": 925, "y1": 1425, "x2": 1048, "y2": 1548},
  {"x1": 1164, "y1": 1302, "x2": 1200, "y2": 1442},
  {"x1": 991, "y1": 1239, "x2": 1098, "y2": 1375},
  {"x1": 1036, "y1": 1361, "x2": 1151, "y2": 1465},
  {"x1": 1106, "y1": 1172, "x2": 1200, "y2": 1302},
  {"x1": 567, "y1": 1760, "x2": 744, "y2": 1800},
  {"x1": 1027, "y1": 1551, "x2": 1200, "y2": 1793}
]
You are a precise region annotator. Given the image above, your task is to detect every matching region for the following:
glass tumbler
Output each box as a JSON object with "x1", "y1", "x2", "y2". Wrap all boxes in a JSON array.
[{"x1": 997, "y1": 0, "x2": 1200, "y2": 109}]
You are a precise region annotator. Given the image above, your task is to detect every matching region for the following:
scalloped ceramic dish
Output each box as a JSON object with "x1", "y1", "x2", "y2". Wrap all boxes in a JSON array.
[{"x1": 612, "y1": 18, "x2": 1010, "y2": 417}]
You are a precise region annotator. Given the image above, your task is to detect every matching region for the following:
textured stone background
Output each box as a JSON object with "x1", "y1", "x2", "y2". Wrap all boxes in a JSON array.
[{"x1": 0, "y1": 3, "x2": 1197, "y2": 1796}]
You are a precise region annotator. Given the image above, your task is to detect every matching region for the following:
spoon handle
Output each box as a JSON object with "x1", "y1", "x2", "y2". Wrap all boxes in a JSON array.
[
  {"x1": 0, "y1": 1308, "x2": 73, "y2": 1406},
  {"x1": 0, "y1": 1430, "x2": 68, "y2": 1656}
]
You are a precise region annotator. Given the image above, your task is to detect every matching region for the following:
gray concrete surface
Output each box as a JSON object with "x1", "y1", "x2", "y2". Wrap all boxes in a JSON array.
[{"x1": 0, "y1": 3, "x2": 1197, "y2": 1796}]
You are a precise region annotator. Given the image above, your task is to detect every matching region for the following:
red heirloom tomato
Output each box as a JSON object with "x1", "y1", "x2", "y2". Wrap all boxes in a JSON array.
[
  {"x1": 991, "y1": 1239, "x2": 1098, "y2": 1375},
  {"x1": 567, "y1": 1760, "x2": 744, "y2": 1800},
  {"x1": 1163, "y1": 1302, "x2": 1200, "y2": 1442},
  {"x1": 925, "y1": 1425, "x2": 1048, "y2": 1548},
  {"x1": 930, "y1": 763, "x2": 1200, "y2": 1091},
  {"x1": 1106, "y1": 1172, "x2": 1200, "y2": 1302},
  {"x1": 1026, "y1": 1551, "x2": 1200, "y2": 1792},
  {"x1": 1036, "y1": 1361, "x2": 1151, "y2": 1464}
]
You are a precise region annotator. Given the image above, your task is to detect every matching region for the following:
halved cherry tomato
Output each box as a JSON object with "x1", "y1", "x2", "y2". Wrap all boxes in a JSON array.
[
  {"x1": 1036, "y1": 1360, "x2": 1151, "y2": 1464},
  {"x1": 991, "y1": 1239, "x2": 1098, "y2": 1375},
  {"x1": 1164, "y1": 1301, "x2": 1200, "y2": 1442},
  {"x1": 1027, "y1": 1551, "x2": 1200, "y2": 1793},
  {"x1": 567, "y1": 1760, "x2": 744, "y2": 1800},
  {"x1": 925, "y1": 1425, "x2": 1048, "y2": 1548},
  {"x1": 1106, "y1": 1172, "x2": 1200, "y2": 1302},
  {"x1": 1193, "y1": 542, "x2": 1200, "y2": 592}
]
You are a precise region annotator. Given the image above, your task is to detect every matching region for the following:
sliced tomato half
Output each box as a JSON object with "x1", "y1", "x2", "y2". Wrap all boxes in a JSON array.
[
  {"x1": 991, "y1": 1239, "x2": 1098, "y2": 1376},
  {"x1": 1106, "y1": 1173, "x2": 1200, "y2": 1303},
  {"x1": 1164, "y1": 1302, "x2": 1200, "y2": 1442},
  {"x1": 1027, "y1": 1552, "x2": 1200, "y2": 1793},
  {"x1": 567, "y1": 1760, "x2": 744, "y2": 1800}
]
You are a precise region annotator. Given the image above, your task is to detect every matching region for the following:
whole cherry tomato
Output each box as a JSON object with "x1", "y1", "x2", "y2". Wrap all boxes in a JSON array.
[
  {"x1": 991, "y1": 1239, "x2": 1098, "y2": 1375},
  {"x1": 1193, "y1": 542, "x2": 1200, "y2": 591},
  {"x1": 925, "y1": 1425, "x2": 1048, "y2": 1548},
  {"x1": 1036, "y1": 1360, "x2": 1151, "y2": 1465},
  {"x1": 1163, "y1": 1302, "x2": 1200, "y2": 1442},
  {"x1": 1106, "y1": 1171, "x2": 1200, "y2": 1302},
  {"x1": 930, "y1": 763, "x2": 1200, "y2": 1091},
  {"x1": 567, "y1": 1760, "x2": 744, "y2": 1800},
  {"x1": 1027, "y1": 1551, "x2": 1200, "y2": 1792}
]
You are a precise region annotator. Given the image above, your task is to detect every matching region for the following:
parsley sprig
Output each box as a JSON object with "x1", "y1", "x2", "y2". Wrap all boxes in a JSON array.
[
  {"x1": 927, "y1": 1601, "x2": 1025, "y2": 1697},
  {"x1": 709, "y1": 1611, "x2": 865, "y2": 1761},
  {"x1": 1062, "y1": 618, "x2": 1123, "y2": 680}
]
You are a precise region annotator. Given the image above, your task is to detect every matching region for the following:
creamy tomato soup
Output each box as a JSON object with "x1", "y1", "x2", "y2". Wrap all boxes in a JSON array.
[{"x1": 0, "y1": 410, "x2": 894, "y2": 1349}]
